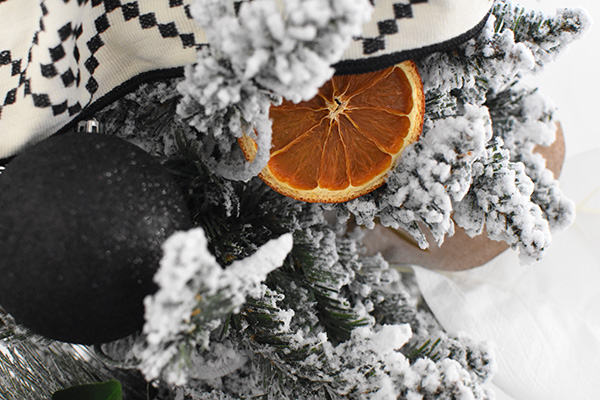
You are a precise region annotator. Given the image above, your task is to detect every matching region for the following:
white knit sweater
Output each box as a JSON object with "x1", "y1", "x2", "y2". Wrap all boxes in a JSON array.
[{"x1": 0, "y1": 0, "x2": 492, "y2": 159}]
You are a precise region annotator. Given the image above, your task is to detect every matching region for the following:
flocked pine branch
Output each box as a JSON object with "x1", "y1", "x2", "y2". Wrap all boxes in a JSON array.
[
  {"x1": 334, "y1": 1, "x2": 586, "y2": 260},
  {"x1": 1, "y1": 2, "x2": 587, "y2": 398},
  {"x1": 493, "y1": 0, "x2": 591, "y2": 70},
  {"x1": 454, "y1": 137, "x2": 552, "y2": 262},
  {"x1": 94, "y1": 80, "x2": 187, "y2": 159},
  {"x1": 0, "y1": 340, "x2": 95, "y2": 400},
  {"x1": 177, "y1": 0, "x2": 372, "y2": 181},
  {"x1": 224, "y1": 224, "x2": 496, "y2": 399},
  {"x1": 421, "y1": 0, "x2": 590, "y2": 103},
  {"x1": 487, "y1": 84, "x2": 575, "y2": 231},
  {"x1": 95, "y1": 192, "x2": 495, "y2": 399},
  {"x1": 132, "y1": 227, "x2": 293, "y2": 385},
  {"x1": 342, "y1": 104, "x2": 493, "y2": 249},
  {"x1": 291, "y1": 228, "x2": 372, "y2": 343}
]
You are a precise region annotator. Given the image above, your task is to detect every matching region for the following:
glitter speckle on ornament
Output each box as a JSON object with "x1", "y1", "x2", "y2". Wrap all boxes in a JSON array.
[{"x1": 0, "y1": 131, "x2": 191, "y2": 344}]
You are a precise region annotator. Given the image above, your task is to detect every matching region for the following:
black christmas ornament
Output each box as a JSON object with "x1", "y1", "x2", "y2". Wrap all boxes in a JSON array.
[{"x1": 0, "y1": 131, "x2": 191, "y2": 344}]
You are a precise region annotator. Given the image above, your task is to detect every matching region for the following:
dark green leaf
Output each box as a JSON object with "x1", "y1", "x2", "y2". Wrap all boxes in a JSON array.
[{"x1": 52, "y1": 379, "x2": 122, "y2": 400}]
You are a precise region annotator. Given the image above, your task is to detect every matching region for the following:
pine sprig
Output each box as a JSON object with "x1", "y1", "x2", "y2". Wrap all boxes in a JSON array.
[
  {"x1": 292, "y1": 230, "x2": 370, "y2": 344},
  {"x1": 487, "y1": 83, "x2": 575, "y2": 231},
  {"x1": 454, "y1": 137, "x2": 551, "y2": 262},
  {"x1": 164, "y1": 132, "x2": 304, "y2": 266},
  {"x1": 404, "y1": 338, "x2": 443, "y2": 363},
  {"x1": 493, "y1": 1, "x2": 591, "y2": 69}
]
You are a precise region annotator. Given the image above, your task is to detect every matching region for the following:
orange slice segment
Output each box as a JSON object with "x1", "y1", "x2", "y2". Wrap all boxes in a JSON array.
[{"x1": 239, "y1": 60, "x2": 425, "y2": 203}]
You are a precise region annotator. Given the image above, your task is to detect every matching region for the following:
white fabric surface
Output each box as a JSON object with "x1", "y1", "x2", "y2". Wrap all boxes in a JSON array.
[
  {"x1": 0, "y1": 0, "x2": 204, "y2": 158},
  {"x1": 413, "y1": 149, "x2": 600, "y2": 400},
  {"x1": 341, "y1": 0, "x2": 493, "y2": 60}
]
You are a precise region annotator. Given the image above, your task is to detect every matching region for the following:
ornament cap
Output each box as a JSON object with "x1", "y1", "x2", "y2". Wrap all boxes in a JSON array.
[{"x1": 77, "y1": 119, "x2": 104, "y2": 134}]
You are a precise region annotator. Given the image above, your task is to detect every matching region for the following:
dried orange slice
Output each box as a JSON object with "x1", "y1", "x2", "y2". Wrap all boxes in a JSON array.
[{"x1": 239, "y1": 60, "x2": 425, "y2": 203}]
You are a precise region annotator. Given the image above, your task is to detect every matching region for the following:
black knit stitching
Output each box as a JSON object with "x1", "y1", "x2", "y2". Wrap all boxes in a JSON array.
[
  {"x1": 32, "y1": 93, "x2": 51, "y2": 108},
  {"x1": 85, "y1": 76, "x2": 99, "y2": 94},
  {"x1": 11, "y1": 60, "x2": 21, "y2": 76},
  {"x1": 52, "y1": 101, "x2": 68, "y2": 116},
  {"x1": 87, "y1": 34, "x2": 104, "y2": 54},
  {"x1": 84, "y1": 56, "x2": 99, "y2": 73},
  {"x1": 95, "y1": 14, "x2": 110, "y2": 34},
  {"x1": 393, "y1": 3, "x2": 413, "y2": 19},
  {"x1": 4, "y1": 89, "x2": 17, "y2": 106},
  {"x1": 40, "y1": 63, "x2": 58, "y2": 78},
  {"x1": 334, "y1": 10, "x2": 492, "y2": 75},
  {"x1": 68, "y1": 102, "x2": 82, "y2": 116},
  {"x1": 0, "y1": 50, "x2": 11, "y2": 65},
  {"x1": 378, "y1": 19, "x2": 398, "y2": 35},
  {"x1": 104, "y1": 0, "x2": 121, "y2": 12},
  {"x1": 61, "y1": 69, "x2": 76, "y2": 87},
  {"x1": 49, "y1": 44, "x2": 66, "y2": 62},
  {"x1": 139, "y1": 13, "x2": 157, "y2": 29},
  {"x1": 158, "y1": 22, "x2": 178, "y2": 38},
  {"x1": 121, "y1": 2, "x2": 139, "y2": 20},
  {"x1": 58, "y1": 23, "x2": 73, "y2": 41}
]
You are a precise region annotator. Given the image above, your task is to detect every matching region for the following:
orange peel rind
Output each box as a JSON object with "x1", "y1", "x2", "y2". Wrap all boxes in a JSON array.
[{"x1": 239, "y1": 60, "x2": 425, "y2": 203}]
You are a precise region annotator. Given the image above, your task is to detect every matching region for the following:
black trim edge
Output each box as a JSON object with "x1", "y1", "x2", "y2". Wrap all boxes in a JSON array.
[
  {"x1": 333, "y1": 10, "x2": 492, "y2": 76},
  {"x1": 56, "y1": 67, "x2": 185, "y2": 136},
  {"x1": 0, "y1": 67, "x2": 184, "y2": 166}
]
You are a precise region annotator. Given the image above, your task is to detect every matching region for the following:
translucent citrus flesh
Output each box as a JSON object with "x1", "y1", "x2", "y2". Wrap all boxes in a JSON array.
[{"x1": 239, "y1": 61, "x2": 425, "y2": 203}]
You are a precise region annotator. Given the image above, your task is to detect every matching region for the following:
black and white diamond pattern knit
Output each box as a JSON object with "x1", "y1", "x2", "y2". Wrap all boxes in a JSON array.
[
  {"x1": 336, "y1": 0, "x2": 494, "y2": 74},
  {"x1": 0, "y1": 0, "x2": 205, "y2": 158},
  {"x1": 0, "y1": 0, "x2": 493, "y2": 159}
]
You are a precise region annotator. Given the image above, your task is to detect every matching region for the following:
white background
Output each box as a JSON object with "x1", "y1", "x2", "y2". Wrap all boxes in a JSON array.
[
  {"x1": 518, "y1": 0, "x2": 600, "y2": 157},
  {"x1": 417, "y1": 4, "x2": 600, "y2": 399}
]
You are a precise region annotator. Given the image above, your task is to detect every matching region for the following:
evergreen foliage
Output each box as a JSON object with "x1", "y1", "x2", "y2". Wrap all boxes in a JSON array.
[
  {"x1": 337, "y1": 0, "x2": 587, "y2": 261},
  {"x1": 0, "y1": 1, "x2": 590, "y2": 399}
]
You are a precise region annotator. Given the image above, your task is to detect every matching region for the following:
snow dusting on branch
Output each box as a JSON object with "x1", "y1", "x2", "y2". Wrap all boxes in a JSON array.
[
  {"x1": 454, "y1": 137, "x2": 552, "y2": 263},
  {"x1": 335, "y1": 2, "x2": 585, "y2": 261},
  {"x1": 137, "y1": 227, "x2": 293, "y2": 384},
  {"x1": 177, "y1": 0, "x2": 372, "y2": 181}
]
